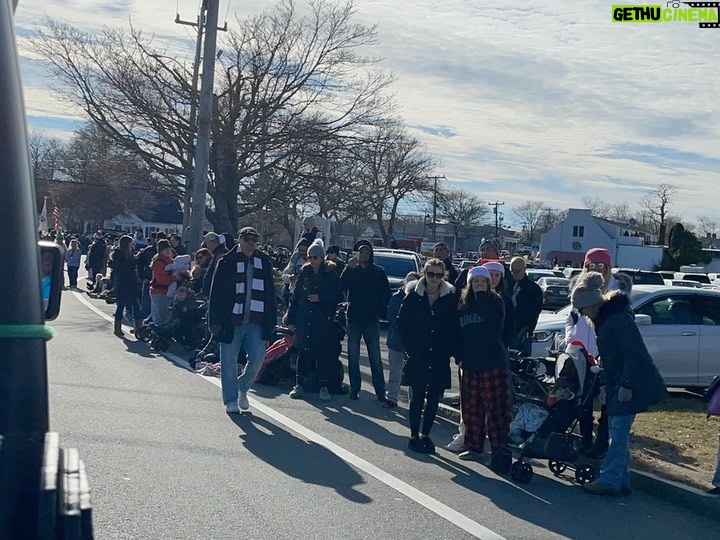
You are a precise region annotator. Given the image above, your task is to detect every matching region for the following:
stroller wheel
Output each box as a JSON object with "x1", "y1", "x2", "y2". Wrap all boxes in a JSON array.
[
  {"x1": 511, "y1": 461, "x2": 533, "y2": 484},
  {"x1": 548, "y1": 460, "x2": 567, "y2": 476},
  {"x1": 490, "y1": 450, "x2": 512, "y2": 475},
  {"x1": 574, "y1": 464, "x2": 596, "y2": 484},
  {"x1": 257, "y1": 368, "x2": 279, "y2": 387}
]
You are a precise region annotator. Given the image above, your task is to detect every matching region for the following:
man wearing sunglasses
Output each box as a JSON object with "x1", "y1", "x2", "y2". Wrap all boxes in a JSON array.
[{"x1": 207, "y1": 227, "x2": 277, "y2": 413}]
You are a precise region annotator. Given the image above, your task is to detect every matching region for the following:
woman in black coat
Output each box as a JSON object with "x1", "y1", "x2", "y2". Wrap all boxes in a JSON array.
[
  {"x1": 109, "y1": 235, "x2": 141, "y2": 337},
  {"x1": 286, "y1": 240, "x2": 344, "y2": 402},
  {"x1": 398, "y1": 258, "x2": 458, "y2": 454},
  {"x1": 573, "y1": 273, "x2": 667, "y2": 496}
]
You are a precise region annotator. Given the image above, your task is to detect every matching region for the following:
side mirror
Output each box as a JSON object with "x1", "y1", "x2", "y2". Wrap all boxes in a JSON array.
[
  {"x1": 635, "y1": 313, "x2": 652, "y2": 326},
  {"x1": 39, "y1": 240, "x2": 64, "y2": 321}
]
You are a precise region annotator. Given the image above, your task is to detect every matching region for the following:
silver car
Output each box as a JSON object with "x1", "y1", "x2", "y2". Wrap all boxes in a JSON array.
[{"x1": 531, "y1": 285, "x2": 720, "y2": 388}]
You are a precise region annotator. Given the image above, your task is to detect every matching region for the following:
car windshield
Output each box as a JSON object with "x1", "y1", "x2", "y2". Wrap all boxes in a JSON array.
[
  {"x1": 374, "y1": 256, "x2": 417, "y2": 278},
  {"x1": 553, "y1": 289, "x2": 652, "y2": 315}
]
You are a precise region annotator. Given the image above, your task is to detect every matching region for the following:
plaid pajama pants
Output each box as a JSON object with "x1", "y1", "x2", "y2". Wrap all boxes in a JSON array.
[{"x1": 461, "y1": 367, "x2": 512, "y2": 453}]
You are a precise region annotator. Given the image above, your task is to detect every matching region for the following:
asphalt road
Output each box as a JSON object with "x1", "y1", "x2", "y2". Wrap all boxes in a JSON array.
[{"x1": 45, "y1": 285, "x2": 718, "y2": 539}]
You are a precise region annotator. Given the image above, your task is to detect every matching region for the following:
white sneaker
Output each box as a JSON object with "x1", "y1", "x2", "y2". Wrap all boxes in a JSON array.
[
  {"x1": 226, "y1": 402, "x2": 240, "y2": 414},
  {"x1": 319, "y1": 386, "x2": 331, "y2": 402},
  {"x1": 238, "y1": 392, "x2": 250, "y2": 411},
  {"x1": 446, "y1": 434, "x2": 465, "y2": 452}
]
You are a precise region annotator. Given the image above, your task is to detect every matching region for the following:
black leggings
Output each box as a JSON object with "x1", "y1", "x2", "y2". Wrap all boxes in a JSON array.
[{"x1": 409, "y1": 384, "x2": 443, "y2": 438}]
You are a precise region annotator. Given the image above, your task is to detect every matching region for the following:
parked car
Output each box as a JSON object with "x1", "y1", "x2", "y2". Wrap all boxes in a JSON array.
[
  {"x1": 536, "y1": 277, "x2": 571, "y2": 310},
  {"x1": 526, "y1": 269, "x2": 557, "y2": 282},
  {"x1": 675, "y1": 272, "x2": 712, "y2": 285},
  {"x1": 664, "y1": 279, "x2": 704, "y2": 289},
  {"x1": 531, "y1": 285, "x2": 720, "y2": 389},
  {"x1": 613, "y1": 268, "x2": 664, "y2": 285},
  {"x1": 372, "y1": 248, "x2": 422, "y2": 293},
  {"x1": 563, "y1": 267, "x2": 582, "y2": 279}
]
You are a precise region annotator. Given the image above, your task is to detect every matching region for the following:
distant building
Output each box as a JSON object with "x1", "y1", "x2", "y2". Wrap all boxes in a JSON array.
[
  {"x1": 101, "y1": 200, "x2": 185, "y2": 237},
  {"x1": 540, "y1": 208, "x2": 663, "y2": 269}
]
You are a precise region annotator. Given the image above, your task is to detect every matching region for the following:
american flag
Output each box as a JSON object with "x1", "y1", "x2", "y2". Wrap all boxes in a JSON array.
[{"x1": 53, "y1": 206, "x2": 61, "y2": 231}]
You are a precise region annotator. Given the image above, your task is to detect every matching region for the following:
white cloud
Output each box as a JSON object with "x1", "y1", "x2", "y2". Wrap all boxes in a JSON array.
[{"x1": 15, "y1": 0, "x2": 720, "y2": 225}]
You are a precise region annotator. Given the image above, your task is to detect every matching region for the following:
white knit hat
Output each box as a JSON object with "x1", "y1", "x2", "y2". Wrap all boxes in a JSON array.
[{"x1": 468, "y1": 265, "x2": 491, "y2": 284}]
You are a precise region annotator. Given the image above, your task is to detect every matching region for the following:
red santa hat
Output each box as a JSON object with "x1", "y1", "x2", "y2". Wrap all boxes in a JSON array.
[{"x1": 566, "y1": 340, "x2": 600, "y2": 373}]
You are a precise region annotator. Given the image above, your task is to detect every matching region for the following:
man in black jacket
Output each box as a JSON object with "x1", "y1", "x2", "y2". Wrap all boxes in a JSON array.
[
  {"x1": 207, "y1": 227, "x2": 276, "y2": 414},
  {"x1": 509, "y1": 257, "x2": 543, "y2": 356},
  {"x1": 433, "y1": 242, "x2": 459, "y2": 284},
  {"x1": 340, "y1": 240, "x2": 391, "y2": 401}
]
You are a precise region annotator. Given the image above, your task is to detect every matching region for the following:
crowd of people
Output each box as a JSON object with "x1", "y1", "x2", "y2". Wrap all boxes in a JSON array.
[{"x1": 50, "y1": 223, "x2": 720, "y2": 497}]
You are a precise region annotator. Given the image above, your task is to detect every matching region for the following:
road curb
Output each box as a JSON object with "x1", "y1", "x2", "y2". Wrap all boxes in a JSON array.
[{"x1": 435, "y1": 400, "x2": 720, "y2": 523}]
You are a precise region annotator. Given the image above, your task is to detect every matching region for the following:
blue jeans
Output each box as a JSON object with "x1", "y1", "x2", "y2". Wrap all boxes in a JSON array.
[
  {"x1": 150, "y1": 294, "x2": 172, "y2": 327},
  {"x1": 386, "y1": 348, "x2": 404, "y2": 403},
  {"x1": 347, "y1": 321, "x2": 385, "y2": 398},
  {"x1": 219, "y1": 324, "x2": 266, "y2": 405},
  {"x1": 67, "y1": 266, "x2": 79, "y2": 288},
  {"x1": 598, "y1": 414, "x2": 636, "y2": 488},
  {"x1": 138, "y1": 282, "x2": 151, "y2": 320}
]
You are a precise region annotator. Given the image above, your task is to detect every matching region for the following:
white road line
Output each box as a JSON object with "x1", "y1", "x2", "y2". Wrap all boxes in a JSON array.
[
  {"x1": 73, "y1": 291, "x2": 115, "y2": 323},
  {"x1": 74, "y1": 291, "x2": 506, "y2": 540}
]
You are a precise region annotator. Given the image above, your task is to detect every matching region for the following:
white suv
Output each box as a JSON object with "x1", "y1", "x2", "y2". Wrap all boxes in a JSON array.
[{"x1": 531, "y1": 285, "x2": 720, "y2": 389}]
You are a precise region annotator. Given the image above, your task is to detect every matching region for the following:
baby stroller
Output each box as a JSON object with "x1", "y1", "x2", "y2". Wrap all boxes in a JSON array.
[
  {"x1": 136, "y1": 298, "x2": 207, "y2": 353},
  {"x1": 255, "y1": 326, "x2": 298, "y2": 386},
  {"x1": 493, "y1": 347, "x2": 601, "y2": 484}
]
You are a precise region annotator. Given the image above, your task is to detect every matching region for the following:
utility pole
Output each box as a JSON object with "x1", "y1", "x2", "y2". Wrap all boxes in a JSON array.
[
  {"x1": 188, "y1": 0, "x2": 221, "y2": 253},
  {"x1": 489, "y1": 200, "x2": 505, "y2": 238},
  {"x1": 176, "y1": 7, "x2": 206, "y2": 234},
  {"x1": 177, "y1": 1, "x2": 227, "y2": 245},
  {"x1": 427, "y1": 175, "x2": 446, "y2": 242}
]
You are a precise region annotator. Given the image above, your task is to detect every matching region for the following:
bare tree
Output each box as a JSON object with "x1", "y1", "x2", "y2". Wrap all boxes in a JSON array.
[
  {"x1": 435, "y1": 187, "x2": 489, "y2": 248},
  {"x1": 513, "y1": 201, "x2": 548, "y2": 243},
  {"x1": 697, "y1": 216, "x2": 718, "y2": 247},
  {"x1": 581, "y1": 196, "x2": 610, "y2": 219},
  {"x1": 608, "y1": 202, "x2": 630, "y2": 222},
  {"x1": 351, "y1": 123, "x2": 435, "y2": 246},
  {"x1": 30, "y1": 0, "x2": 394, "y2": 232},
  {"x1": 639, "y1": 183, "x2": 677, "y2": 244},
  {"x1": 537, "y1": 207, "x2": 567, "y2": 236},
  {"x1": 56, "y1": 124, "x2": 159, "y2": 227},
  {"x1": 29, "y1": 132, "x2": 63, "y2": 199}
]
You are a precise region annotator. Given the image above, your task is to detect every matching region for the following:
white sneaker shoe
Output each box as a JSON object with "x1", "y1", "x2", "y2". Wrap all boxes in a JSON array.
[
  {"x1": 226, "y1": 402, "x2": 240, "y2": 414},
  {"x1": 238, "y1": 392, "x2": 250, "y2": 411},
  {"x1": 319, "y1": 386, "x2": 331, "y2": 402},
  {"x1": 446, "y1": 434, "x2": 465, "y2": 452}
]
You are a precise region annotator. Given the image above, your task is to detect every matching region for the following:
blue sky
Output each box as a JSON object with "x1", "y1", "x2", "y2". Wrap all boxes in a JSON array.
[{"x1": 14, "y1": 0, "x2": 720, "y2": 226}]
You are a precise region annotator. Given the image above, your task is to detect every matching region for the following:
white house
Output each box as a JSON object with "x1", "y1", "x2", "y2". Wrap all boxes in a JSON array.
[
  {"x1": 540, "y1": 208, "x2": 664, "y2": 269},
  {"x1": 101, "y1": 200, "x2": 184, "y2": 237}
]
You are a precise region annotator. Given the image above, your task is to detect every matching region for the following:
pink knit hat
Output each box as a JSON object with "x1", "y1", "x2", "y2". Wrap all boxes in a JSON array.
[{"x1": 583, "y1": 248, "x2": 611, "y2": 268}]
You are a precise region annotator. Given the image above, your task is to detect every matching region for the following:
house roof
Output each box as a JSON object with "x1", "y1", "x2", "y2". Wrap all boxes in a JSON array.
[
  {"x1": 594, "y1": 216, "x2": 653, "y2": 235},
  {"x1": 137, "y1": 199, "x2": 183, "y2": 225}
]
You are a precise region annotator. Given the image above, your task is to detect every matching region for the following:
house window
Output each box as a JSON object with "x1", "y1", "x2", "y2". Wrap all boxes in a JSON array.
[{"x1": 572, "y1": 225, "x2": 584, "y2": 237}]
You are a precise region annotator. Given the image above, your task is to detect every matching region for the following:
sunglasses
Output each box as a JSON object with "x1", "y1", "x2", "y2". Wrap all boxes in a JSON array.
[
  {"x1": 586, "y1": 262, "x2": 607, "y2": 271},
  {"x1": 309, "y1": 255, "x2": 322, "y2": 260},
  {"x1": 242, "y1": 236, "x2": 259, "y2": 244},
  {"x1": 426, "y1": 271, "x2": 444, "y2": 279}
]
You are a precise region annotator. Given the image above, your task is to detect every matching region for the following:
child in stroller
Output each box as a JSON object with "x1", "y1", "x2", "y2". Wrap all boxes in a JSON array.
[
  {"x1": 138, "y1": 287, "x2": 206, "y2": 352},
  {"x1": 495, "y1": 345, "x2": 600, "y2": 484}
]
